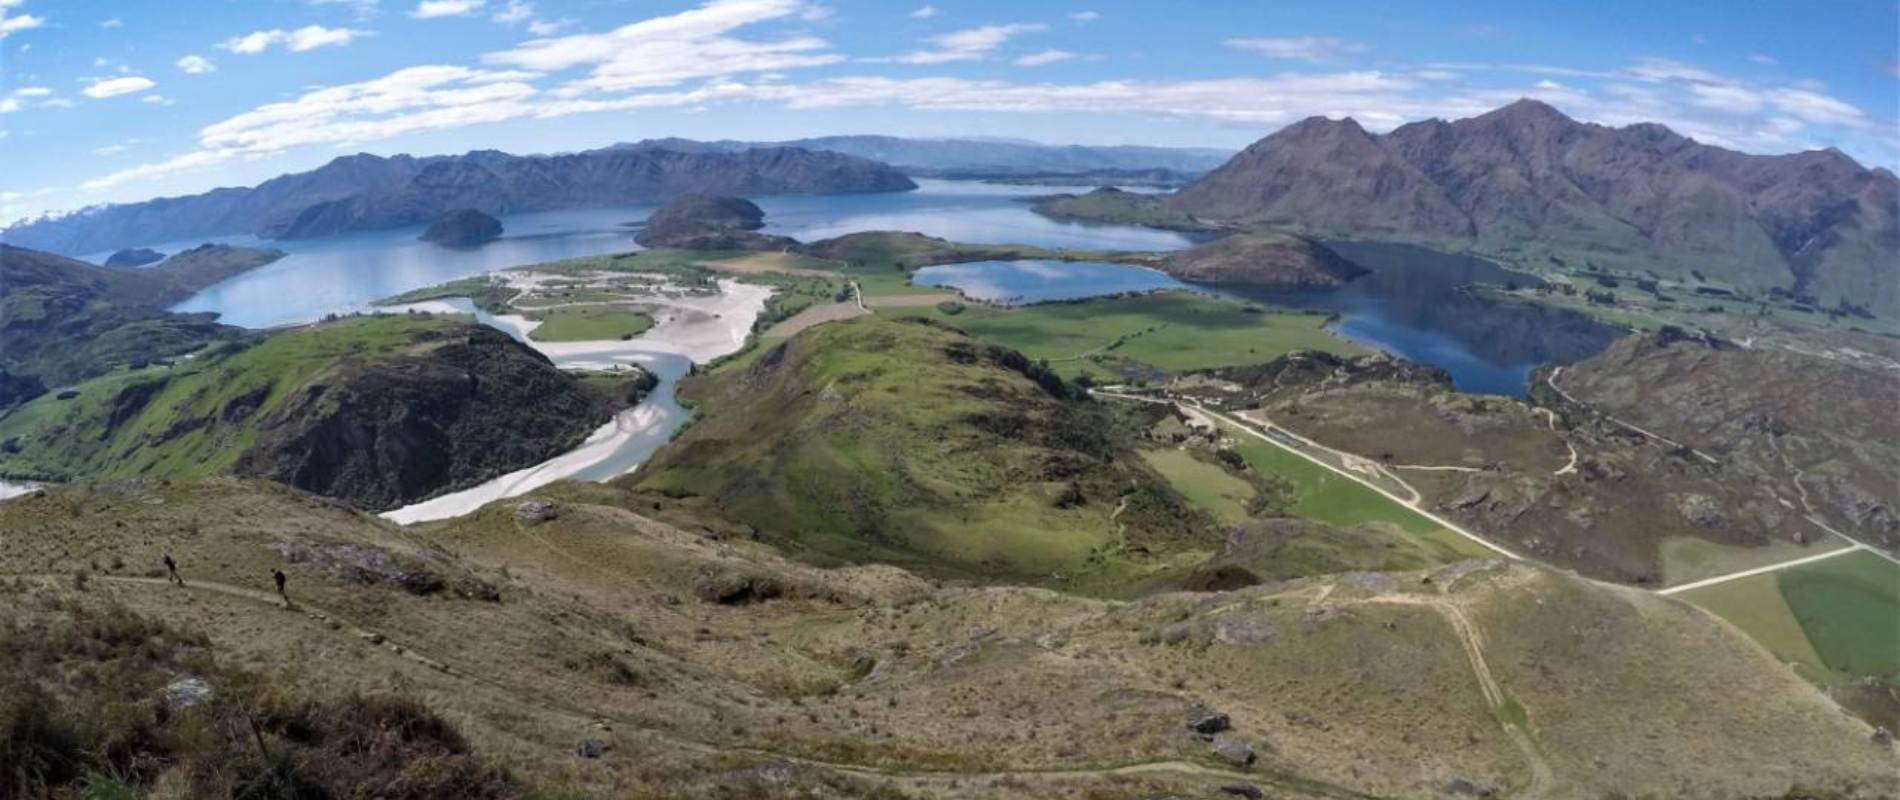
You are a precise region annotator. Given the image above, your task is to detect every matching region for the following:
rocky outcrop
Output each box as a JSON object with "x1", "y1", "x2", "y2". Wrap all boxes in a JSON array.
[
  {"x1": 105, "y1": 247, "x2": 165, "y2": 268},
  {"x1": 3, "y1": 146, "x2": 915, "y2": 252},
  {"x1": 231, "y1": 325, "x2": 614, "y2": 510},
  {"x1": 420, "y1": 208, "x2": 503, "y2": 247},
  {"x1": 1159, "y1": 232, "x2": 1366, "y2": 288},
  {"x1": 634, "y1": 194, "x2": 796, "y2": 251}
]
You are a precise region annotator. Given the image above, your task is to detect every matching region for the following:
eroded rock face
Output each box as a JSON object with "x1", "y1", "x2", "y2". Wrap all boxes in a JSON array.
[
  {"x1": 232, "y1": 326, "x2": 610, "y2": 511},
  {"x1": 420, "y1": 208, "x2": 503, "y2": 247}
]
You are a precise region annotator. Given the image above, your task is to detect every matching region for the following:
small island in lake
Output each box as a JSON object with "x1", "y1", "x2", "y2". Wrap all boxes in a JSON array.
[
  {"x1": 419, "y1": 208, "x2": 504, "y2": 247},
  {"x1": 103, "y1": 247, "x2": 166, "y2": 268},
  {"x1": 634, "y1": 194, "x2": 797, "y2": 251}
]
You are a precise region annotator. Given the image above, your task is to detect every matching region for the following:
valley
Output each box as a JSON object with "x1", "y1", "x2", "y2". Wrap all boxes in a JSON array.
[{"x1": 4, "y1": 96, "x2": 1896, "y2": 799}]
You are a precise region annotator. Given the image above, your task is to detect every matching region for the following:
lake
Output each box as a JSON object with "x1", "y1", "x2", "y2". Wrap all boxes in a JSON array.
[
  {"x1": 913, "y1": 260, "x2": 1188, "y2": 304},
  {"x1": 146, "y1": 179, "x2": 1614, "y2": 519},
  {"x1": 910, "y1": 241, "x2": 1623, "y2": 396},
  {"x1": 149, "y1": 179, "x2": 1196, "y2": 329}
]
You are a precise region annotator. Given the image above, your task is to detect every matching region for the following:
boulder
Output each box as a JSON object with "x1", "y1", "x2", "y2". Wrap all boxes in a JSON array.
[
  {"x1": 1444, "y1": 776, "x2": 1493, "y2": 797},
  {"x1": 576, "y1": 738, "x2": 609, "y2": 759},
  {"x1": 1186, "y1": 703, "x2": 1231, "y2": 736},
  {"x1": 163, "y1": 676, "x2": 215, "y2": 711},
  {"x1": 516, "y1": 500, "x2": 559, "y2": 524},
  {"x1": 692, "y1": 570, "x2": 784, "y2": 605},
  {"x1": 1211, "y1": 735, "x2": 1256, "y2": 768},
  {"x1": 1217, "y1": 785, "x2": 1265, "y2": 800}
]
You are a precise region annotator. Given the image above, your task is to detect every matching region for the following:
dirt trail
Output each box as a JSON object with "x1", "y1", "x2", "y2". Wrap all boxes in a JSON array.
[
  {"x1": 18, "y1": 571, "x2": 1369, "y2": 798},
  {"x1": 18, "y1": 574, "x2": 458, "y2": 674},
  {"x1": 1545, "y1": 367, "x2": 1718, "y2": 465},
  {"x1": 1361, "y1": 591, "x2": 1555, "y2": 798},
  {"x1": 1179, "y1": 399, "x2": 1519, "y2": 560},
  {"x1": 1534, "y1": 408, "x2": 1581, "y2": 477}
]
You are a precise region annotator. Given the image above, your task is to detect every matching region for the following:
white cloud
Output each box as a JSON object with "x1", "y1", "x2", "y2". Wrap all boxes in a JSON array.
[
  {"x1": 0, "y1": 9, "x2": 42, "y2": 39},
  {"x1": 84, "y1": 65, "x2": 542, "y2": 190},
  {"x1": 222, "y1": 30, "x2": 281, "y2": 54},
  {"x1": 411, "y1": 0, "x2": 483, "y2": 18},
  {"x1": 12, "y1": 86, "x2": 50, "y2": 96},
  {"x1": 289, "y1": 25, "x2": 365, "y2": 50},
  {"x1": 177, "y1": 55, "x2": 216, "y2": 74},
  {"x1": 525, "y1": 17, "x2": 570, "y2": 35},
  {"x1": 1689, "y1": 82, "x2": 1763, "y2": 113},
  {"x1": 93, "y1": 143, "x2": 129, "y2": 155},
  {"x1": 141, "y1": 94, "x2": 172, "y2": 105},
  {"x1": 1068, "y1": 11, "x2": 1098, "y2": 23},
  {"x1": 750, "y1": 72, "x2": 1421, "y2": 126},
  {"x1": 910, "y1": 5, "x2": 936, "y2": 18},
  {"x1": 306, "y1": 0, "x2": 380, "y2": 14},
  {"x1": 491, "y1": 0, "x2": 532, "y2": 23},
  {"x1": 1225, "y1": 36, "x2": 1368, "y2": 63},
  {"x1": 1625, "y1": 56, "x2": 1720, "y2": 84},
  {"x1": 221, "y1": 25, "x2": 366, "y2": 54},
  {"x1": 1015, "y1": 49, "x2": 1076, "y2": 67},
  {"x1": 1747, "y1": 53, "x2": 1777, "y2": 66},
  {"x1": 82, "y1": 76, "x2": 156, "y2": 99},
  {"x1": 99, "y1": 17, "x2": 123, "y2": 29},
  {"x1": 486, "y1": 0, "x2": 840, "y2": 92},
  {"x1": 0, "y1": 97, "x2": 19, "y2": 113},
  {"x1": 894, "y1": 22, "x2": 1044, "y2": 64},
  {"x1": 1767, "y1": 87, "x2": 1865, "y2": 127}
]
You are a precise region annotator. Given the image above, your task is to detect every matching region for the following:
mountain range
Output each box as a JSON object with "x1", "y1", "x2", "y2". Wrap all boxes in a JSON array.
[
  {"x1": 2, "y1": 146, "x2": 916, "y2": 255},
  {"x1": 611, "y1": 134, "x2": 1235, "y2": 176},
  {"x1": 1165, "y1": 99, "x2": 1899, "y2": 313}
]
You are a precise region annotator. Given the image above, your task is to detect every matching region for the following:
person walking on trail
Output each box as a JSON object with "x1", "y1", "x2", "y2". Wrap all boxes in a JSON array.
[
  {"x1": 163, "y1": 553, "x2": 184, "y2": 587},
  {"x1": 272, "y1": 568, "x2": 289, "y2": 607}
]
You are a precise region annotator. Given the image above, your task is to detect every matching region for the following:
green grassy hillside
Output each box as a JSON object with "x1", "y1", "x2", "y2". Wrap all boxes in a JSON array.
[
  {"x1": 886, "y1": 291, "x2": 1361, "y2": 382},
  {"x1": 636, "y1": 316, "x2": 1217, "y2": 588},
  {"x1": 0, "y1": 314, "x2": 622, "y2": 509},
  {"x1": 0, "y1": 316, "x2": 467, "y2": 481}
]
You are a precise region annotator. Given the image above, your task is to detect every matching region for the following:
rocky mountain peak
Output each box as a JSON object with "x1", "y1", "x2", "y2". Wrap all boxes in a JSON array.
[{"x1": 1477, "y1": 97, "x2": 1575, "y2": 127}]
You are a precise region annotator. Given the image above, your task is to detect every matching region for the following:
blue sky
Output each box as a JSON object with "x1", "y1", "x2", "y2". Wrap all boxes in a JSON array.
[{"x1": 2, "y1": 0, "x2": 1896, "y2": 223}]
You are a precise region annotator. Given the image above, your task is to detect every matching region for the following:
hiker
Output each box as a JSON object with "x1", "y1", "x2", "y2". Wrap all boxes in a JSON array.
[
  {"x1": 163, "y1": 552, "x2": 183, "y2": 587},
  {"x1": 272, "y1": 568, "x2": 288, "y2": 607}
]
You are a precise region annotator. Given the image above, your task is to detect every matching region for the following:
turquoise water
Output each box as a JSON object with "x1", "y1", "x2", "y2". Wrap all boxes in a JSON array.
[{"x1": 148, "y1": 179, "x2": 1194, "y2": 329}]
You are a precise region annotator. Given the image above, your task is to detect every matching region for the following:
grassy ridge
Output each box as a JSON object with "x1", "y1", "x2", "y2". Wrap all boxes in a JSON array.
[
  {"x1": 638, "y1": 316, "x2": 1217, "y2": 587},
  {"x1": 0, "y1": 315, "x2": 467, "y2": 482}
]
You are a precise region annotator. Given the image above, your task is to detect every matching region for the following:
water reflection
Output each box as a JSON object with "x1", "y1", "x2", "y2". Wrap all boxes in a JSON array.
[{"x1": 913, "y1": 260, "x2": 1187, "y2": 304}]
